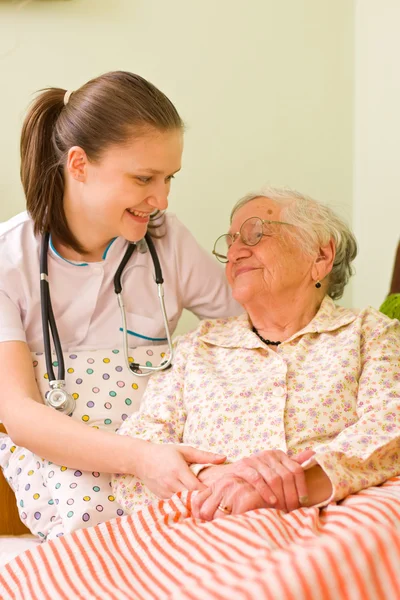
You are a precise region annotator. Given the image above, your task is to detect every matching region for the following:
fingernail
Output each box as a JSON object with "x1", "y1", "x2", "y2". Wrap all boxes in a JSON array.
[
  {"x1": 269, "y1": 496, "x2": 277, "y2": 505},
  {"x1": 299, "y1": 495, "x2": 309, "y2": 506}
]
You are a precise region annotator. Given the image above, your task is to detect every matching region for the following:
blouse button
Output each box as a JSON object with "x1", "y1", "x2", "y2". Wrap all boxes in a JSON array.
[{"x1": 272, "y1": 387, "x2": 286, "y2": 397}]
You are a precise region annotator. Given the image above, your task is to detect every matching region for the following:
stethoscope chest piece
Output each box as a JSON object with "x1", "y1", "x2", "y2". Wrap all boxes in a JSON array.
[{"x1": 45, "y1": 380, "x2": 75, "y2": 416}]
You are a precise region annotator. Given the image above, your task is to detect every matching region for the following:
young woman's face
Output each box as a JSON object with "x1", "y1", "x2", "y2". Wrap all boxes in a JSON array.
[{"x1": 66, "y1": 128, "x2": 183, "y2": 243}]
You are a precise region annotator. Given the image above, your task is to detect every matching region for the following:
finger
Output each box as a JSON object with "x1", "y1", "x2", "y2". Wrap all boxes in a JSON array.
[
  {"x1": 272, "y1": 462, "x2": 299, "y2": 512},
  {"x1": 199, "y1": 491, "x2": 224, "y2": 521},
  {"x1": 291, "y1": 449, "x2": 315, "y2": 465},
  {"x1": 234, "y1": 489, "x2": 268, "y2": 515},
  {"x1": 255, "y1": 452, "x2": 296, "y2": 511},
  {"x1": 213, "y1": 478, "x2": 260, "y2": 519},
  {"x1": 281, "y1": 456, "x2": 308, "y2": 505},
  {"x1": 198, "y1": 479, "x2": 234, "y2": 521},
  {"x1": 171, "y1": 482, "x2": 188, "y2": 494},
  {"x1": 235, "y1": 462, "x2": 278, "y2": 505},
  {"x1": 159, "y1": 479, "x2": 187, "y2": 499},
  {"x1": 213, "y1": 500, "x2": 234, "y2": 519},
  {"x1": 191, "y1": 488, "x2": 212, "y2": 519},
  {"x1": 213, "y1": 478, "x2": 264, "y2": 519},
  {"x1": 179, "y1": 470, "x2": 207, "y2": 492},
  {"x1": 253, "y1": 464, "x2": 287, "y2": 511},
  {"x1": 179, "y1": 446, "x2": 226, "y2": 465},
  {"x1": 177, "y1": 467, "x2": 207, "y2": 493}
]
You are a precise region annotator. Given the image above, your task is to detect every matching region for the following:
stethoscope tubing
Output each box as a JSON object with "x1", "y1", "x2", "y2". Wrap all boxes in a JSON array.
[
  {"x1": 40, "y1": 231, "x2": 174, "y2": 411},
  {"x1": 40, "y1": 232, "x2": 65, "y2": 382}
]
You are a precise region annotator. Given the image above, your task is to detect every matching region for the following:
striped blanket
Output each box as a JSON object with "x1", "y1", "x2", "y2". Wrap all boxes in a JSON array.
[{"x1": 1, "y1": 478, "x2": 400, "y2": 600}]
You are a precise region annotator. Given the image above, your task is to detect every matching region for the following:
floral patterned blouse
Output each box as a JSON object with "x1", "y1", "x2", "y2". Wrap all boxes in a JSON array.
[{"x1": 113, "y1": 296, "x2": 400, "y2": 512}]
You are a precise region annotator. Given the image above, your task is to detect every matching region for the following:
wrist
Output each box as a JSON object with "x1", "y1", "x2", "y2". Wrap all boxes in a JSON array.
[
  {"x1": 303, "y1": 465, "x2": 332, "y2": 507},
  {"x1": 117, "y1": 436, "x2": 151, "y2": 475}
]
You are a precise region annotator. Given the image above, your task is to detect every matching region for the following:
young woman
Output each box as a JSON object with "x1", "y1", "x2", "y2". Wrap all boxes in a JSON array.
[{"x1": 0, "y1": 71, "x2": 239, "y2": 537}]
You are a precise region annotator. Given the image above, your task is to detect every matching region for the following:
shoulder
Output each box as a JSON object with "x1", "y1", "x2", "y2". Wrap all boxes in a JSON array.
[
  {"x1": 0, "y1": 212, "x2": 37, "y2": 249},
  {"x1": 0, "y1": 211, "x2": 33, "y2": 239},
  {"x1": 356, "y1": 304, "x2": 400, "y2": 336},
  {"x1": 0, "y1": 212, "x2": 39, "y2": 273},
  {"x1": 325, "y1": 298, "x2": 399, "y2": 336}
]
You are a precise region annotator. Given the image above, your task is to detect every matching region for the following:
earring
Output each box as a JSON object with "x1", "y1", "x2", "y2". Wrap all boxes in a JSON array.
[{"x1": 315, "y1": 281, "x2": 321, "y2": 289}]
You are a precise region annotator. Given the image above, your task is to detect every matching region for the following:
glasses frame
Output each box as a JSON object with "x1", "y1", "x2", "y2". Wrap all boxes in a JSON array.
[{"x1": 212, "y1": 217, "x2": 294, "y2": 263}]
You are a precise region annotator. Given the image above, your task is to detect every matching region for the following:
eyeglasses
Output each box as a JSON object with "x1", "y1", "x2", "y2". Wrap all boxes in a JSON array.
[{"x1": 212, "y1": 217, "x2": 294, "y2": 263}]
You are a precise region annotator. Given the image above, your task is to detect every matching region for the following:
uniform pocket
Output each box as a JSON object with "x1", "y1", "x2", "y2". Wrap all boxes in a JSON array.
[{"x1": 123, "y1": 312, "x2": 170, "y2": 344}]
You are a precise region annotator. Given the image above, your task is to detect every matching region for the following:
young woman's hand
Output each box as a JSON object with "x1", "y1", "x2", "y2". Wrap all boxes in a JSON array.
[
  {"x1": 133, "y1": 442, "x2": 226, "y2": 499},
  {"x1": 191, "y1": 474, "x2": 270, "y2": 521}
]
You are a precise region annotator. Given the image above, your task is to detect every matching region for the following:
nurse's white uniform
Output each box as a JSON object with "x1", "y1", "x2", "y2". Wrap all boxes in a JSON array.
[
  {"x1": 0, "y1": 211, "x2": 240, "y2": 350},
  {"x1": 0, "y1": 211, "x2": 241, "y2": 540}
]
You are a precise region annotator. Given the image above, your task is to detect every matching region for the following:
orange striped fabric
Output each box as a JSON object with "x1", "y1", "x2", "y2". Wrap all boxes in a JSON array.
[{"x1": 1, "y1": 477, "x2": 400, "y2": 600}]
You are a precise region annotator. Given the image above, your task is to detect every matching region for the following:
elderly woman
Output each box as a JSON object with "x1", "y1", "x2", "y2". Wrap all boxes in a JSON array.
[{"x1": 113, "y1": 186, "x2": 400, "y2": 520}]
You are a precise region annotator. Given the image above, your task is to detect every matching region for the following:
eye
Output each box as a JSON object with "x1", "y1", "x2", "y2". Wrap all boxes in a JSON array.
[
  {"x1": 135, "y1": 176, "x2": 152, "y2": 184},
  {"x1": 165, "y1": 174, "x2": 175, "y2": 183}
]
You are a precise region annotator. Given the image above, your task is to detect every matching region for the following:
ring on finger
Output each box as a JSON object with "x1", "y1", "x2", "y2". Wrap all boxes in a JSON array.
[{"x1": 218, "y1": 504, "x2": 232, "y2": 514}]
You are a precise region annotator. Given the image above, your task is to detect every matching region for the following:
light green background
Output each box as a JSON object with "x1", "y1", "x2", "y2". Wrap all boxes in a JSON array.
[{"x1": 0, "y1": 0, "x2": 355, "y2": 334}]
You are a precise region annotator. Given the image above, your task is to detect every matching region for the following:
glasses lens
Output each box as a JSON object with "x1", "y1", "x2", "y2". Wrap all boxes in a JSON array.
[
  {"x1": 213, "y1": 234, "x2": 231, "y2": 263},
  {"x1": 240, "y1": 217, "x2": 264, "y2": 246}
]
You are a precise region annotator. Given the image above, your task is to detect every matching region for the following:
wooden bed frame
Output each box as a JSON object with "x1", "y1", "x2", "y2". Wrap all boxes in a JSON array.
[
  {"x1": 389, "y1": 241, "x2": 400, "y2": 295},
  {"x1": 0, "y1": 424, "x2": 30, "y2": 535}
]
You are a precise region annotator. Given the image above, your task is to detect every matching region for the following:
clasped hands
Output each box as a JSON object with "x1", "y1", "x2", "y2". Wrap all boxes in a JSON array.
[{"x1": 191, "y1": 448, "x2": 315, "y2": 521}]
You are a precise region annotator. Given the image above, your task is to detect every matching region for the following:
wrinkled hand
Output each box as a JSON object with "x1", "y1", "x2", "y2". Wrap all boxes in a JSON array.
[
  {"x1": 233, "y1": 449, "x2": 310, "y2": 512},
  {"x1": 192, "y1": 474, "x2": 271, "y2": 520},
  {"x1": 201, "y1": 449, "x2": 310, "y2": 512},
  {"x1": 134, "y1": 443, "x2": 226, "y2": 499}
]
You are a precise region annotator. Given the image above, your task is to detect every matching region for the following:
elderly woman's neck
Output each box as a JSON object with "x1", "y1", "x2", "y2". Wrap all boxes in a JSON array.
[{"x1": 246, "y1": 293, "x2": 324, "y2": 343}]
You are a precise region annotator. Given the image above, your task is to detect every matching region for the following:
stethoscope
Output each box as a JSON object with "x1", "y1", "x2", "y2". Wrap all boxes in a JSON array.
[{"x1": 40, "y1": 232, "x2": 174, "y2": 415}]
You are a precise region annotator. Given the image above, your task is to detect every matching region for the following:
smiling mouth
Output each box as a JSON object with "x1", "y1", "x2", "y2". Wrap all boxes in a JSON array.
[
  {"x1": 235, "y1": 267, "x2": 256, "y2": 277},
  {"x1": 126, "y1": 209, "x2": 151, "y2": 223},
  {"x1": 127, "y1": 209, "x2": 151, "y2": 218}
]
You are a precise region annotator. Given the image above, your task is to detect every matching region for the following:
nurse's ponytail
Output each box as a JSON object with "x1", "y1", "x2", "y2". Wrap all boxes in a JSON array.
[
  {"x1": 20, "y1": 71, "x2": 183, "y2": 253},
  {"x1": 20, "y1": 88, "x2": 74, "y2": 246}
]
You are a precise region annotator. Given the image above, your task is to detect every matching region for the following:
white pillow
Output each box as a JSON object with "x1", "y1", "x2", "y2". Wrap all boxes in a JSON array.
[{"x1": 0, "y1": 344, "x2": 168, "y2": 539}]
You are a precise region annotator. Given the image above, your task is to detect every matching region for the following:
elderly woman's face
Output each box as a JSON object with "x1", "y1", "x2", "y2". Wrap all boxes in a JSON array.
[{"x1": 225, "y1": 197, "x2": 315, "y2": 304}]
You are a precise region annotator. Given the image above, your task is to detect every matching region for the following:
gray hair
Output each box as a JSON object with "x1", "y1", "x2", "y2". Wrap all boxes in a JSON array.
[{"x1": 231, "y1": 186, "x2": 357, "y2": 300}]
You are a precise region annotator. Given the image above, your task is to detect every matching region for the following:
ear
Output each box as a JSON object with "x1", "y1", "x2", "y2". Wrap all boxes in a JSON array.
[
  {"x1": 65, "y1": 146, "x2": 88, "y2": 182},
  {"x1": 311, "y1": 239, "x2": 336, "y2": 283}
]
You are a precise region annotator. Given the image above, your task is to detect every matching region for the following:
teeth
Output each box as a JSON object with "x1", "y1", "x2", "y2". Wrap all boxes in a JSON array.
[{"x1": 128, "y1": 209, "x2": 150, "y2": 217}]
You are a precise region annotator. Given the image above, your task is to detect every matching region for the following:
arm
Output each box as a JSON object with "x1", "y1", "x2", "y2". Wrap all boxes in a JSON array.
[
  {"x1": 303, "y1": 314, "x2": 400, "y2": 506},
  {"x1": 0, "y1": 287, "x2": 151, "y2": 474},
  {"x1": 0, "y1": 340, "x2": 222, "y2": 494},
  {"x1": 113, "y1": 333, "x2": 225, "y2": 509},
  {"x1": 172, "y1": 215, "x2": 242, "y2": 319},
  {"x1": 0, "y1": 340, "x2": 152, "y2": 474}
]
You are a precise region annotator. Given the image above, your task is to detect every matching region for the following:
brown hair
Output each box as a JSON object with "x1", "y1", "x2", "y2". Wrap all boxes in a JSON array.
[{"x1": 20, "y1": 71, "x2": 183, "y2": 252}]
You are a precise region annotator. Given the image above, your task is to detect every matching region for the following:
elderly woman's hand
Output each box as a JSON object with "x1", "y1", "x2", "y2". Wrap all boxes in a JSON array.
[
  {"x1": 191, "y1": 474, "x2": 270, "y2": 520},
  {"x1": 231, "y1": 449, "x2": 309, "y2": 512},
  {"x1": 199, "y1": 449, "x2": 310, "y2": 512}
]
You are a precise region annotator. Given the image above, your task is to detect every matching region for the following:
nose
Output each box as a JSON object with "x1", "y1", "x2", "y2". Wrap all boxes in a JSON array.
[
  {"x1": 147, "y1": 182, "x2": 170, "y2": 211},
  {"x1": 227, "y1": 235, "x2": 251, "y2": 263}
]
